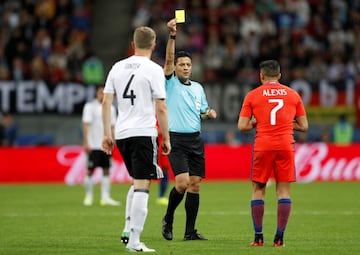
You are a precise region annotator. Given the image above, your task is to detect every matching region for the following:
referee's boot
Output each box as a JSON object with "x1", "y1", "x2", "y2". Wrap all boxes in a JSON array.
[
  {"x1": 162, "y1": 217, "x2": 173, "y2": 240},
  {"x1": 183, "y1": 230, "x2": 208, "y2": 241}
]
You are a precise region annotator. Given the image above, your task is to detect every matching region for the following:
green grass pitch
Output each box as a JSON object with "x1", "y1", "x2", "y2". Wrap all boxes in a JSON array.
[{"x1": 0, "y1": 181, "x2": 359, "y2": 255}]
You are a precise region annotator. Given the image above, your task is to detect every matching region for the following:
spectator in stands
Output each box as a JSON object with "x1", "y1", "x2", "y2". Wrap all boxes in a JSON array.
[
  {"x1": 326, "y1": 54, "x2": 346, "y2": 82},
  {"x1": 11, "y1": 56, "x2": 29, "y2": 81},
  {"x1": 81, "y1": 49, "x2": 104, "y2": 86},
  {"x1": 306, "y1": 54, "x2": 328, "y2": 84},
  {"x1": 333, "y1": 113, "x2": 354, "y2": 145},
  {"x1": 203, "y1": 29, "x2": 223, "y2": 80},
  {"x1": 224, "y1": 130, "x2": 240, "y2": 145},
  {"x1": 32, "y1": 28, "x2": 52, "y2": 60},
  {"x1": 131, "y1": 0, "x2": 151, "y2": 28},
  {"x1": 317, "y1": 128, "x2": 331, "y2": 143},
  {"x1": 69, "y1": 4, "x2": 91, "y2": 32},
  {"x1": 4, "y1": 27, "x2": 28, "y2": 68},
  {"x1": 219, "y1": 35, "x2": 241, "y2": 78},
  {"x1": 34, "y1": 0, "x2": 56, "y2": 29},
  {"x1": 47, "y1": 38, "x2": 68, "y2": 84},
  {"x1": 3, "y1": 113, "x2": 17, "y2": 146},
  {"x1": 258, "y1": 10, "x2": 277, "y2": 37},
  {"x1": 240, "y1": 10, "x2": 262, "y2": 39},
  {"x1": 0, "y1": 64, "x2": 10, "y2": 80},
  {"x1": 0, "y1": 113, "x2": 5, "y2": 146},
  {"x1": 30, "y1": 54, "x2": 48, "y2": 81},
  {"x1": 56, "y1": 0, "x2": 73, "y2": 17}
]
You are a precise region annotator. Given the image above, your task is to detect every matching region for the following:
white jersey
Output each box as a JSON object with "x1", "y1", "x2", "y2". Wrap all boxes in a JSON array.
[
  {"x1": 82, "y1": 99, "x2": 116, "y2": 149},
  {"x1": 104, "y1": 55, "x2": 166, "y2": 139}
]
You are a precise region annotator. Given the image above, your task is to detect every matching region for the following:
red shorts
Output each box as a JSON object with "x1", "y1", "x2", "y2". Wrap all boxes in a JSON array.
[{"x1": 251, "y1": 150, "x2": 296, "y2": 183}]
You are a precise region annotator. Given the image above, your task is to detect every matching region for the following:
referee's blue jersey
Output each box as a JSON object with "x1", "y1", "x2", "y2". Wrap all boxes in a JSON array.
[{"x1": 165, "y1": 74, "x2": 209, "y2": 133}]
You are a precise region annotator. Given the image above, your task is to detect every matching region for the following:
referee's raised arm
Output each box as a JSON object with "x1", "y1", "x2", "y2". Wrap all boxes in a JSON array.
[{"x1": 164, "y1": 18, "x2": 176, "y2": 76}]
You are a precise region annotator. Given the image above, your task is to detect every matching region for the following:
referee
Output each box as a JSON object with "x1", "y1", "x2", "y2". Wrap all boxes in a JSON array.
[{"x1": 161, "y1": 18, "x2": 217, "y2": 241}]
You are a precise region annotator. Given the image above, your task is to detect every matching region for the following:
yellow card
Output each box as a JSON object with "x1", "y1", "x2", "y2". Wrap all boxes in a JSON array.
[{"x1": 175, "y1": 9, "x2": 185, "y2": 23}]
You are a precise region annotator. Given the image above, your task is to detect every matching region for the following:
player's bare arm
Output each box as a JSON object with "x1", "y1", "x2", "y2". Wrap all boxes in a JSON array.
[
  {"x1": 238, "y1": 116, "x2": 256, "y2": 132},
  {"x1": 156, "y1": 98, "x2": 171, "y2": 155},
  {"x1": 164, "y1": 18, "x2": 177, "y2": 76},
  {"x1": 82, "y1": 123, "x2": 91, "y2": 153},
  {"x1": 293, "y1": 115, "x2": 308, "y2": 132},
  {"x1": 102, "y1": 93, "x2": 115, "y2": 155}
]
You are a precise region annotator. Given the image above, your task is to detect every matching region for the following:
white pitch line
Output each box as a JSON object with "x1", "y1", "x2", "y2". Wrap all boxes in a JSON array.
[{"x1": 2, "y1": 210, "x2": 360, "y2": 218}]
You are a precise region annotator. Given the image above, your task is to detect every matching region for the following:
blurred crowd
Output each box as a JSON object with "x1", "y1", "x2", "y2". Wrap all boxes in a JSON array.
[
  {"x1": 2, "y1": 0, "x2": 360, "y2": 87},
  {"x1": 131, "y1": 0, "x2": 360, "y2": 86},
  {"x1": 0, "y1": 0, "x2": 105, "y2": 86}
]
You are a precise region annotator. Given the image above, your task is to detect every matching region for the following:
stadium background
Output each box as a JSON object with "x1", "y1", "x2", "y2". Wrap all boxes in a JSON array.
[
  {"x1": 0, "y1": 0, "x2": 360, "y2": 145},
  {"x1": 1, "y1": 3, "x2": 359, "y2": 254},
  {"x1": 1, "y1": 0, "x2": 359, "y2": 183}
]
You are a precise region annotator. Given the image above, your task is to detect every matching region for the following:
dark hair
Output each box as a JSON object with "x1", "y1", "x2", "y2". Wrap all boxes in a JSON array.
[
  {"x1": 259, "y1": 60, "x2": 280, "y2": 77},
  {"x1": 174, "y1": 51, "x2": 192, "y2": 64},
  {"x1": 339, "y1": 113, "x2": 347, "y2": 122}
]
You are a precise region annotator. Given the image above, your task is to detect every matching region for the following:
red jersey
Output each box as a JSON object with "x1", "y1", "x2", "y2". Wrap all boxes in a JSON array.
[{"x1": 240, "y1": 81, "x2": 306, "y2": 151}]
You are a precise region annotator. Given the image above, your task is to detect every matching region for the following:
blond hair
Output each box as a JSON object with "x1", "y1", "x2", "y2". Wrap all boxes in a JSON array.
[{"x1": 133, "y1": 26, "x2": 156, "y2": 50}]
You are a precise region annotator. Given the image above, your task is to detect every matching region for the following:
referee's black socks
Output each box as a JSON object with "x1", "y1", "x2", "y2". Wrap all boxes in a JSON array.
[
  {"x1": 185, "y1": 192, "x2": 199, "y2": 235},
  {"x1": 165, "y1": 187, "x2": 185, "y2": 223}
]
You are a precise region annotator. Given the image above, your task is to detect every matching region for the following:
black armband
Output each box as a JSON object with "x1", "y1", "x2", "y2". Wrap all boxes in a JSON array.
[{"x1": 170, "y1": 35, "x2": 176, "y2": 40}]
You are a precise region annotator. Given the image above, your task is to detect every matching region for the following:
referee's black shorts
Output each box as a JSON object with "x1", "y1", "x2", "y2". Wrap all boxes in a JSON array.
[{"x1": 168, "y1": 132, "x2": 205, "y2": 178}]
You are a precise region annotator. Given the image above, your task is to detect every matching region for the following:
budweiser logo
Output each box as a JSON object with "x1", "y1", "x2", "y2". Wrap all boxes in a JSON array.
[
  {"x1": 57, "y1": 146, "x2": 132, "y2": 185},
  {"x1": 295, "y1": 143, "x2": 360, "y2": 182}
]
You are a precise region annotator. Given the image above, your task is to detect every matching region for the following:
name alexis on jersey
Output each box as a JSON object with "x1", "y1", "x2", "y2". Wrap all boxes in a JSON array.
[{"x1": 262, "y1": 88, "x2": 288, "y2": 96}]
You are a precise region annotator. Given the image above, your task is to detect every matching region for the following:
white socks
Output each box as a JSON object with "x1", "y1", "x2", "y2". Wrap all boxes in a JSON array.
[
  {"x1": 127, "y1": 191, "x2": 149, "y2": 247},
  {"x1": 101, "y1": 175, "x2": 111, "y2": 200},
  {"x1": 123, "y1": 185, "x2": 135, "y2": 233},
  {"x1": 84, "y1": 175, "x2": 93, "y2": 198}
]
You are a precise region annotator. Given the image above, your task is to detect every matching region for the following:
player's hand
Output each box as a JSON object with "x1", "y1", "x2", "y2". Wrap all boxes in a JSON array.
[
  {"x1": 167, "y1": 18, "x2": 177, "y2": 34},
  {"x1": 161, "y1": 139, "x2": 171, "y2": 155},
  {"x1": 102, "y1": 136, "x2": 114, "y2": 155},
  {"x1": 83, "y1": 144, "x2": 91, "y2": 154},
  {"x1": 250, "y1": 119, "x2": 257, "y2": 128}
]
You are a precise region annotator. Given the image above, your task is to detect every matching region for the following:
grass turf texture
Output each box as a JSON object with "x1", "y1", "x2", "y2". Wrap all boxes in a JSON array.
[{"x1": 0, "y1": 181, "x2": 359, "y2": 255}]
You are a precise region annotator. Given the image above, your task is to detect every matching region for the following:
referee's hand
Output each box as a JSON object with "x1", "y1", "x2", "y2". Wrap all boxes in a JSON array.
[
  {"x1": 167, "y1": 18, "x2": 176, "y2": 34},
  {"x1": 207, "y1": 108, "x2": 217, "y2": 119}
]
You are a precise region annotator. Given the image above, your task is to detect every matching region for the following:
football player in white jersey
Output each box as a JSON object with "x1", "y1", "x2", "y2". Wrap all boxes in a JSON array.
[
  {"x1": 102, "y1": 26, "x2": 171, "y2": 253},
  {"x1": 82, "y1": 85, "x2": 120, "y2": 206}
]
